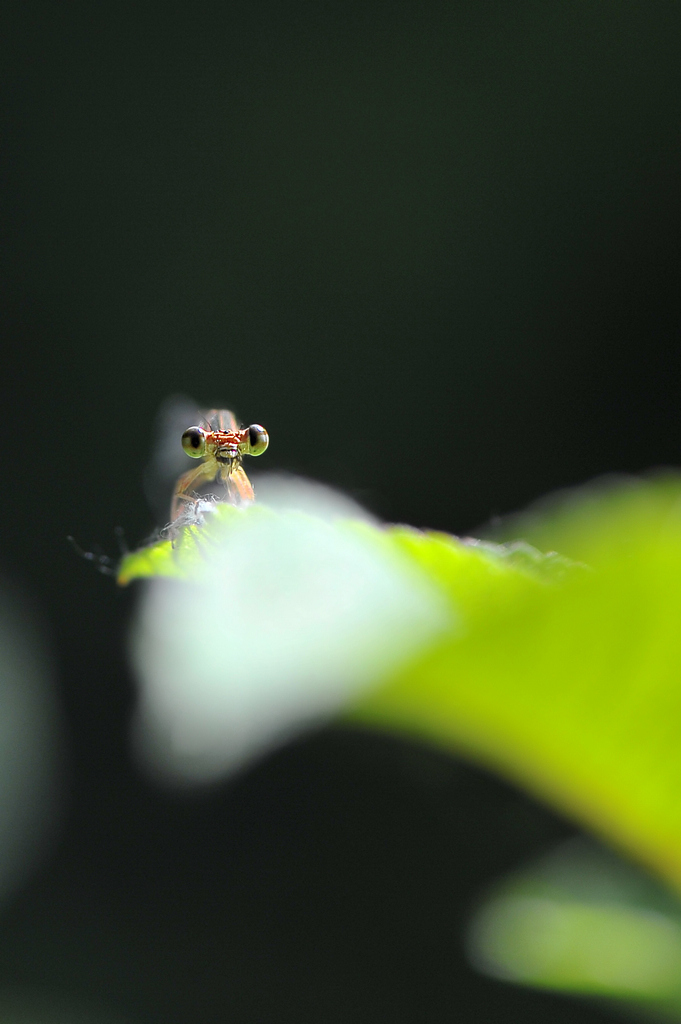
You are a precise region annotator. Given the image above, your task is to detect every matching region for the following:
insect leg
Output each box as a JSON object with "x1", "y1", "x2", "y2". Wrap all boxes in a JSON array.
[
  {"x1": 171, "y1": 461, "x2": 217, "y2": 521},
  {"x1": 222, "y1": 463, "x2": 255, "y2": 504}
]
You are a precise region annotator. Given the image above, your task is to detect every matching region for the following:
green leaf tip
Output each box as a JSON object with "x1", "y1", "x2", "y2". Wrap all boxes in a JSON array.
[{"x1": 117, "y1": 502, "x2": 248, "y2": 585}]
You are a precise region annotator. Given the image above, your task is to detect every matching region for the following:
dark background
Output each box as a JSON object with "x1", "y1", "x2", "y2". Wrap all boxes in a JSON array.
[{"x1": 1, "y1": 1, "x2": 680, "y2": 1020}]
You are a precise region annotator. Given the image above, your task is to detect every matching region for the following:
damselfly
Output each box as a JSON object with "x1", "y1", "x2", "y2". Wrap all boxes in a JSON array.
[{"x1": 171, "y1": 408, "x2": 268, "y2": 521}]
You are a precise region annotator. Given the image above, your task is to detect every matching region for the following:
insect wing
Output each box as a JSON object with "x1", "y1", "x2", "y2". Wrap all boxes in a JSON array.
[
  {"x1": 202, "y1": 408, "x2": 240, "y2": 433},
  {"x1": 144, "y1": 394, "x2": 203, "y2": 524}
]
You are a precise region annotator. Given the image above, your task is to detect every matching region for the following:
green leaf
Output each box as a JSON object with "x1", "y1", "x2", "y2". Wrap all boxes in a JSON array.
[
  {"x1": 353, "y1": 473, "x2": 681, "y2": 892},
  {"x1": 123, "y1": 474, "x2": 681, "y2": 897},
  {"x1": 468, "y1": 837, "x2": 681, "y2": 1015},
  {"x1": 117, "y1": 502, "x2": 248, "y2": 584},
  {"x1": 127, "y1": 493, "x2": 457, "y2": 780}
]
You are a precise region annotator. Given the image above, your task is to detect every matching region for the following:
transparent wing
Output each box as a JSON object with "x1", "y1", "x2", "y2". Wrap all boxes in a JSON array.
[
  {"x1": 144, "y1": 394, "x2": 202, "y2": 525},
  {"x1": 202, "y1": 408, "x2": 240, "y2": 432},
  {"x1": 145, "y1": 399, "x2": 247, "y2": 526}
]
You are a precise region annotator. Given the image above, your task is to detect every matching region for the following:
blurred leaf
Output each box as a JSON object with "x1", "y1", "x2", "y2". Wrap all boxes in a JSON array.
[
  {"x1": 354, "y1": 473, "x2": 681, "y2": 892},
  {"x1": 128, "y1": 485, "x2": 457, "y2": 781},
  {"x1": 468, "y1": 837, "x2": 681, "y2": 1017},
  {"x1": 118, "y1": 502, "x2": 244, "y2": 585},
  {"x1": 118, "y1": 499, "x2": 567, "y2": 589},
  {"x1": 118, "y1": 537, "x2": 175, "y2": 585},
  {"x1": 124, "y1": 472, "x2": 681, "y2": 897}
]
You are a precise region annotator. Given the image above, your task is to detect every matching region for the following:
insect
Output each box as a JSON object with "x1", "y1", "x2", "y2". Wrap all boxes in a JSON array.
[{"x1": 171, "y1": 408, "x2": 269, "y2": 522}]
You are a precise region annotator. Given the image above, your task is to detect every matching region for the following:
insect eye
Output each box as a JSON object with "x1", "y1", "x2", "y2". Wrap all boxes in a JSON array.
[
  {"x1": 247, "y1": 424, "x2": 269, "y2": 456},
  {"x1": 181, "y1": 426, "x2": 207, "y2": 458}
]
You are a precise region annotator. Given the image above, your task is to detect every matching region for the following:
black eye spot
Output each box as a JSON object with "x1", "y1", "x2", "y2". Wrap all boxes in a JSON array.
[
  {"x1": 181, "y1": 427, "x2": 207, "y2": 457},
  {"x1": 249, "y1": 425, "x2": 262, "y2": 447},
  {"x1": 183, "y1": 428, "x2": 201, "y2": 448}
]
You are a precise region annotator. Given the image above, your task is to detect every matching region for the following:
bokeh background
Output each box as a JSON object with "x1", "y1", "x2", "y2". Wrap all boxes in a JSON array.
[{"x1": 1, "y1": 2, "x2": 681, "y2": 1020}]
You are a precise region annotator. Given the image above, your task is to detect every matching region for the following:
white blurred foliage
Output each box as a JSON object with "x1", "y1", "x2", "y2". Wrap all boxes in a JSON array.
[
  {"x1": 0, "y1": 585, "x2": 60, "y2": 902},
  {"x1": 131, "y1": 477, "x2": 453, "y2": 784}
]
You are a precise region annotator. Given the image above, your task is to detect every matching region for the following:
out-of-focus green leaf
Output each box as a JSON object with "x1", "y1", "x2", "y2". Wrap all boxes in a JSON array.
[
  {"x1": 124, "y1": 490, "x2": 565, "y2": 781},
  {"x1": 123, "y1": 473, "x2": 681, "y2": 895},
  {"x1": 127, "y1": 491, "x2": 457, "y2": 780},
  {"x1": 468, "y1": 838, "x2": 681, "y2": 1016},
  {"x1": 118, "y1": 503, "x2": 247, "y2": 584},
  {"x1": 354, "y1": 474, "x2": 681, "y2": 892},
  {"x1": 118, "y1": 537, "x2": 175, "y2": 584},
  {"x1": 118, "y1": 502, "x2": 562, "y2": 590}
]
